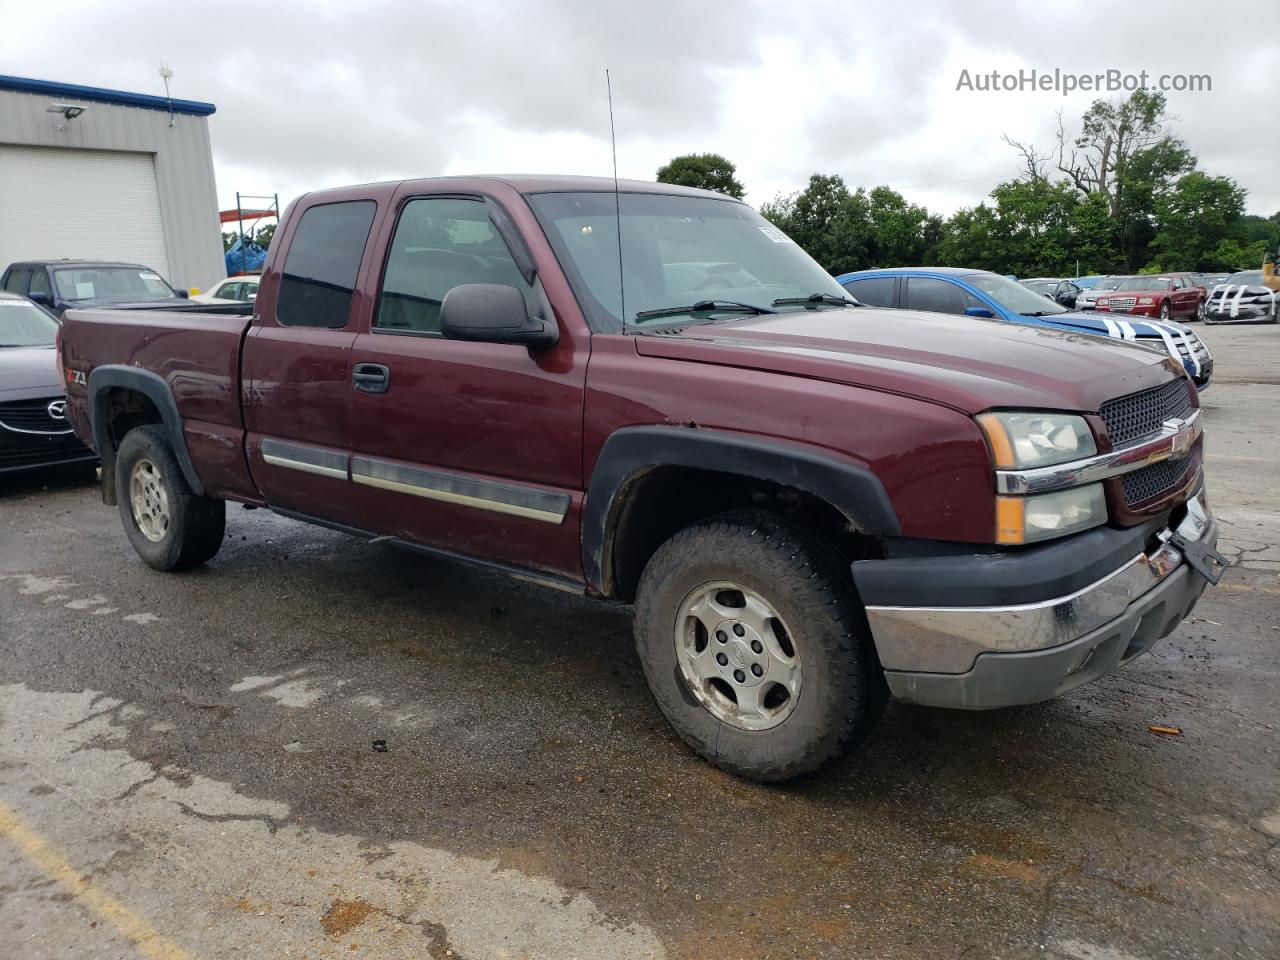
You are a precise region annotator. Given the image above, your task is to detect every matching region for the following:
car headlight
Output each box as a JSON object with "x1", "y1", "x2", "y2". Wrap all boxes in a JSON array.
[
  {"x1": 976, "y1": 412, "x2": 1097, "y2": 469},
  {"x1": 996, "y1": 484, "x2": 1107, "y2": 545}
]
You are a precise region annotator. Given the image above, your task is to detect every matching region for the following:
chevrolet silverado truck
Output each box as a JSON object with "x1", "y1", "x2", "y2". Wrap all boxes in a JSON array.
[{"x1": 58, "y1": 176, "x2": 1226, "y2": 782}]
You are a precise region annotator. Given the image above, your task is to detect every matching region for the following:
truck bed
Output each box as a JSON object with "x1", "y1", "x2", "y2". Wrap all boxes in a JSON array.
[{"x1": 60, "y1": 306, "x2": 257, "y2": 501}]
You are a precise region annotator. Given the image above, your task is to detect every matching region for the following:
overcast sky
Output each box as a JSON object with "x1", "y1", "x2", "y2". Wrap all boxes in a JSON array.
[{"x1": 4, "y1": 0, "x2": 1277, "y2": 220}]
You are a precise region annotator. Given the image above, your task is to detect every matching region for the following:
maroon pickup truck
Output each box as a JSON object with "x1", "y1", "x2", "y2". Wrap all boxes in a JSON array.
[{"x1": 59, "y1": 176, "x2": 1225, "y2": 781}]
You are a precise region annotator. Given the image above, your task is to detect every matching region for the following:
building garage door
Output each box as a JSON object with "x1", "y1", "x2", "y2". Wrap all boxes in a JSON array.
[{"x1": 0, "y1": 145, "x2": 171, "y2": 280}]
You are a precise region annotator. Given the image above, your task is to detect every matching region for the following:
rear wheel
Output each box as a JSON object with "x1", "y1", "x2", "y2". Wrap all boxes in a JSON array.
[
  {"x1": 115, "y1": 425, "x2": 225, "y2": 571},
  {"x1": 633, "y1": 513, "x2": 885, "y2": 782}
]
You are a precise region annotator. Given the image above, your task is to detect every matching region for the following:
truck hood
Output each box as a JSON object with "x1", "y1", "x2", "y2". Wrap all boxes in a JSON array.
[
  {"x1": 0, "y1": 345, "x2": 61, "y2": 401},
  {"x1": 634, "y1": 306, "x2": 1177, "y2": 415}
]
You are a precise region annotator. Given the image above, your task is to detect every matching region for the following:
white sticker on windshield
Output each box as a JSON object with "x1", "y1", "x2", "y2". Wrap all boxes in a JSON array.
[
  {"x1": 0, "y1": 299, "x2": 29, "y2": 306},
  {"x1": 140, "y1": 272, "x2": 162, "y2": 282},
  {"x1": 758, "y1": 225, "x2": 796, "y2": 244},
  {"x1": 75, "y1": 282, "x2": 96, "y2": 298}
]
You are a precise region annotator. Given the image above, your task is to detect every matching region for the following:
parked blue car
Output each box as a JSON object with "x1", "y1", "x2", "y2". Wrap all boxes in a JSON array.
[{"x1": 836, "y1": 267, "x2": 1212, "y2": 389}]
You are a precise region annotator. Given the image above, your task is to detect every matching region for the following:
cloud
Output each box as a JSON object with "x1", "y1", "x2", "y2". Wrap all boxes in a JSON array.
[{"x1": 1, "y1": 0, "x2": 1274, "y2": 217}]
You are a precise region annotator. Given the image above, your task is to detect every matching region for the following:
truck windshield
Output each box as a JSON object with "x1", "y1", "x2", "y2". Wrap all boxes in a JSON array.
[
  {"x1": 528, "y1": 191, "x2": 851, "y2": 331},
  {"x1": 966, "y1": 272, "x2": 1069, "y2": 316},
  {"x1": 53, "y1": 267, "x2": 178, "y2": 303},
  {"x1": 0, "y1": 299, "x2": 58, "y2": 347}
]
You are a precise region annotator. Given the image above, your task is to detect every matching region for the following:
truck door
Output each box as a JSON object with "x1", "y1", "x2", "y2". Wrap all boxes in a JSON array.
[
  {"x1": 346, "y1": 190, "x2": 589, "y2": 580},
  {"x1": 241, "y1": 197, "x2": 379, "y2": 521}
]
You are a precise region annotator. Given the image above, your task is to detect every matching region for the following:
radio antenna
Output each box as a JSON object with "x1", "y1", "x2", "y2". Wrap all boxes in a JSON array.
[{"x1": 606, "y1": 69, "x2": 626, "y2": 332}]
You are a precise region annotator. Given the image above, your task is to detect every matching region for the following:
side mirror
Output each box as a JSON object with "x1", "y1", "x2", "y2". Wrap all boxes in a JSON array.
[
  {"x1": 27, "y1": 291, "x2": 50, "y2": 306},
  {"x1": 440, "y1": 283, "x2": 557, "y2": 348},
  {"x1": 175, "y1": 289, "x2": 189, "y2": 299},
  {"x1": 964, "y1": 306, "x2": 995, "y2": 318}
]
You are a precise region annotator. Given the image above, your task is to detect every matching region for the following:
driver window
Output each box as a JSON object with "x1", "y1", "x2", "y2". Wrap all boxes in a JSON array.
[
  {"x1": 904, "y1": 277, "x2": 974, "y2": 315},
  {"x1": 375, "y1": 197, "x2": 527, "y2": 335}
]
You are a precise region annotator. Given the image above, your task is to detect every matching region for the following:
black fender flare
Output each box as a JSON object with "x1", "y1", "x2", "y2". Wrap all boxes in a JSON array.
[
  {"x1": 582, "y1": 426, "x2": 900, "y2": 595},
  {"x1": 88, "y1": 365, "x2": 205, "y2": 498}
]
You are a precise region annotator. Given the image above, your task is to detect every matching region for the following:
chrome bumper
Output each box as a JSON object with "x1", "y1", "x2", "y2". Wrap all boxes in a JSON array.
[{"x1": 866, "y1": 491, "x2": 1217, "y2": 677}]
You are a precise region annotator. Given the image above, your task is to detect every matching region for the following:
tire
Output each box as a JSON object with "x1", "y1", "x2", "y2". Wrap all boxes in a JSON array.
[
  {"x1": 1159, "y1": 302, "x2": 1171, "y2": 320},
  {"x1": 115, "y1": 425, "x2": 225, "y2": 571},
  {"x1": 633, "y1": 513, "x2": 885, "y2": 782}
]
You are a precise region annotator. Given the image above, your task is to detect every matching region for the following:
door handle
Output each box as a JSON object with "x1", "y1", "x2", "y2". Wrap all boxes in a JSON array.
[{"x1": 352, "y1": 363, "x2": 390, "y2": 394}]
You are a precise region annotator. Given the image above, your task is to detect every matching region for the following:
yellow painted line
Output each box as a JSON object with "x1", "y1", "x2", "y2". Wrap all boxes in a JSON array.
[{"x1": 0, "y1": 798, "x2": 194, "y2": 960}]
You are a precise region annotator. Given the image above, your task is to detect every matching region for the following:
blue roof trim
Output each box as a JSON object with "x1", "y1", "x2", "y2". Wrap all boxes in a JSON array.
[{"x1": 0, "y1": 74, "x2": 216, "y2": 117}]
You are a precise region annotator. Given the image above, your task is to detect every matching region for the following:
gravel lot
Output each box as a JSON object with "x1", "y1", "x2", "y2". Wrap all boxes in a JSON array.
[{"x1": 2, "y1": 322, "x2": 1277, "y2": 960}]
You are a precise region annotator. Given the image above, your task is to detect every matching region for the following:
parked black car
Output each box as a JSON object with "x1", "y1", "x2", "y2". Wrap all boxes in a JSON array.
[
  {"x1": 0, "y1": 291, "x2": 97, "y2": 475},
  {"x1": 1020, "y1": 277, "x2": 1082, "y2": 307},
  {"x1": 1, "y1": 260, "x2": 188, "y2": 319}
]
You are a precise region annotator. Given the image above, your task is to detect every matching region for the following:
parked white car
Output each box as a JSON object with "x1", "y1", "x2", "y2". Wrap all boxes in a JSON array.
[{"x1": 192, "y1": 276, "x2": 259, "y2": 304}]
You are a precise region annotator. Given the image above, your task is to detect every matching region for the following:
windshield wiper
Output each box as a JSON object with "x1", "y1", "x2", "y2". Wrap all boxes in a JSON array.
[
  {"x1": 771, "y1": 293, "x2": 861, "y2": 307},
  {"x1": 632, "y1": 299, "x2": 777, "y2": 322}
]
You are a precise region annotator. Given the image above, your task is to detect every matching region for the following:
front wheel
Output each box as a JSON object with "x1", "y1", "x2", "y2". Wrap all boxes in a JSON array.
[
  {"x1": 633, "y1": 514, "x2": 884, "y2": 782},
  {"x1": 1159, "y1": 301, "x2": 1171, "y2": 320},
  {"x1": 115, "y1": 425, "x2": 225, "y2": 571}
]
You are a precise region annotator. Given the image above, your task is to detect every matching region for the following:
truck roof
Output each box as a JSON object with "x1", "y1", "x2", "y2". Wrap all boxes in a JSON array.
[{"x1": 299, "y1": 174, "x2": 741, "y2": 204}]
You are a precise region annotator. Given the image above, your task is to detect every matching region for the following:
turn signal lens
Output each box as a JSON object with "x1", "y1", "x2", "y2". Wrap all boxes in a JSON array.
[{"x1": 996, "y1": 484, "x2": 1107, "y2": 545}]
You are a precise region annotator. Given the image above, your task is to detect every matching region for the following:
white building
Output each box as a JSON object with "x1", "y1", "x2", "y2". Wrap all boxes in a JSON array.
[{"x1": 0, "y1": 74, "x2": 225, "y2": 291}]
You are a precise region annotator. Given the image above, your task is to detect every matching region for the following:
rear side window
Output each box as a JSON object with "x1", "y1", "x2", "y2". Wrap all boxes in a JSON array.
[
  {"x1": 843, "y1": 276, "x2": 896, "y2": 307},
  {"x1": 905, "y1": 277, "x2": 978, "y2": 315},
  {"x1": 28, "y1": 270, "x2": 50, "y2": 297},
  {"x1": 277, "y1": 200, "x2": 376, "y2": 328}
]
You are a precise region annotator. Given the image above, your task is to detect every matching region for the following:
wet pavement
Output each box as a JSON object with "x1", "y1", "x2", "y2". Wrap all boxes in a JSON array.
[{"x1": 1, "y1": 323, "x2": 1277, "y2": 960}]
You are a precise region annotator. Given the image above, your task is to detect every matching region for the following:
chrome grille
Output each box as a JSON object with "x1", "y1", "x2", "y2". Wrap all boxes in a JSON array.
[
  {"x1": 0, "y1": 397, "x2": 72, "y2": 435},
  {"x1": 1121, "y1": 449, "x2": 1199, "y2": 506},
  {"x1": 1099, "y1": 379, "x2": 1194, "y2": 446},
  {"x1": 1106, "y1": 296, "x2": 1137, "y2": 311}
]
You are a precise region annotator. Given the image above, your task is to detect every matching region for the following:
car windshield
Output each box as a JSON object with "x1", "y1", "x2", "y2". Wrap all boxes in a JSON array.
[
  {"x1": 1022, "y1": 281, "x2": 1057, "y2": 295},
  {"x1": 1226, "y1": 271, "x2": 1264, "y2": 285},
  {"x1": 53, "y1": 267, "x2": 177, "y2": 303},
  {"x1": 0, "y1": 299, "x2": 59, "y2": 346},
  {"x1": 527, "y1": 191, "x2": 851, "y2": 330},
  {"x1": 1093, "y1": 278, "x2": 1122, "y2": 291},
  {"x1": 965, "y1": 273, "x2": 1068, "y2": 315},
  {"x1": 1116, "y1": 276, "x2": 1171, "y2": 291},
  {"x1": 1074, "y1": 276, "x2": 1103, "y2": 289}
]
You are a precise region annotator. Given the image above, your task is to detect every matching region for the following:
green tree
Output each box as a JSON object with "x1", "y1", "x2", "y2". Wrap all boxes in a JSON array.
[
  {"x1": 655, "y1": 153, "x2": 746, "y2": 199},
  {"x1": 1148, "y1": 172, "x2": 1247, "y2": 271},
  {"x1": 763, "y1": 175, "x2": 873, "y2": 275}
]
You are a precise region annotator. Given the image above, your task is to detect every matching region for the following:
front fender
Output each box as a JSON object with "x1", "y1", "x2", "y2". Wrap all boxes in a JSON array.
[{"x1": 582, "y1": 425, "x2": 900, "y2": 595}]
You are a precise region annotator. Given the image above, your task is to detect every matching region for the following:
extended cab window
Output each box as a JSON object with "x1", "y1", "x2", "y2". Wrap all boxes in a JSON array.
[
  {"x1": 905, "y1": 277, "x2": 978, "y2": 315},
  {"x1": 375, "y1": 197, "x2": 527, "y2": 335},
  {"x1": 4, "y1": 269, "x2": 29, "y2": 294},
  {"x1": 277, "y1": 200, "x2": 376, "y2": 328},
  {"x1": 843, "y1": 276, "x2": 895, "y2": 307}
]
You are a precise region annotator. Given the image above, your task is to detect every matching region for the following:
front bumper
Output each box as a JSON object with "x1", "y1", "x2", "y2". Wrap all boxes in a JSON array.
[
  {"x1": 854, "y1": 491, "x2": 1219, "y2": 710},
  {"x1": 1205, "y1": 306, "x2": 1276, "y2": 324}
]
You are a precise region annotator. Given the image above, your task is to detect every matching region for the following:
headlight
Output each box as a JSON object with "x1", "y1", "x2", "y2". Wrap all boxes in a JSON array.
[
  {"x1": 996, "y1": 484, "x2": 1107, "y2": 545},
  {"x1": 977, "y1": 412, "x2": 1097, "y2": 469}
]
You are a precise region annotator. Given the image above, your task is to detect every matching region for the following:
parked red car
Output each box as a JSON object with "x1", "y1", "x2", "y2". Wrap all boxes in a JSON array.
[
  {"x1": 1095, "y1": 274, "x2": 1205, "y2": 322},
  {"x1": 58, "y1": 176, "x2": 1223, "y2": 781}
]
